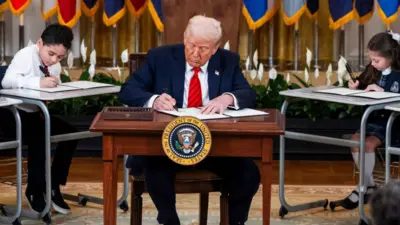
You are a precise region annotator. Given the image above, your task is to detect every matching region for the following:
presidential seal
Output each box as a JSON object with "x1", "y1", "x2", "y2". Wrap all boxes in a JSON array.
[{"x1": 162, "y1": 116, "x2": 212, "y2": 166}]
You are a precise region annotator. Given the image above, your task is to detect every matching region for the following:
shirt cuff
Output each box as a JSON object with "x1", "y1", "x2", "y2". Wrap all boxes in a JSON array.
[
  {"x1": 143, "y1": 95, "x2": 159, "y2": 108},
  {"x1": 223, "y1": 92, "x2": 239, "y2": 110}
]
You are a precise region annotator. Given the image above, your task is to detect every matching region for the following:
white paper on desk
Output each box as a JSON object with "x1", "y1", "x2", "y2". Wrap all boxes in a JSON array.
[
  {"x1": 350, "y1": 91, "x2": 400, "y2": 99},
  {"x1": 158, "y1": 108, "x2": 229, "y2": 120},
  {"x1": 60, "y1": 81, "x2": 113, "y2": 89},
  {"x1": 223, "y1": 108, "x2": 268, "y2": 117},
  {"x1": 314, "y1": 87, "x2": 366, "y2": 95},
  {"x1": 25, "y1": 85, "x2": 79, "y2": 92}
]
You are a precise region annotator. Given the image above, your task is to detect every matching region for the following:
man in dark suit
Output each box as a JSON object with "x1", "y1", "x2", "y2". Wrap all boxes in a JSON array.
[{"x1": 119, "y1": 15, "x2": 260, "y2": 225}]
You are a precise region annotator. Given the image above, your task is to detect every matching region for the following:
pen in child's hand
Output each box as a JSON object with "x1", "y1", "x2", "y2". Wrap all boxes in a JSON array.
[{"x1": 162, "y1": 88, "x2": 179, "y2": 111}]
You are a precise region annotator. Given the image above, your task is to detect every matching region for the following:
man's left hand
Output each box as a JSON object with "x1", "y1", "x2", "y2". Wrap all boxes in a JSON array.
[{"x1": 200, "y1": 94, "x2": 234, "y2": 114}]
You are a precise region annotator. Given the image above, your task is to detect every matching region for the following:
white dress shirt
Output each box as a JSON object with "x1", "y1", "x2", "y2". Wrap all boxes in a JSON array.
[
  {"x1": 144, "y1": 61, "x2": 238, "y2": 109},
  {"x1": 2, "y1": 44, "x2": 62, "y2": 112}
]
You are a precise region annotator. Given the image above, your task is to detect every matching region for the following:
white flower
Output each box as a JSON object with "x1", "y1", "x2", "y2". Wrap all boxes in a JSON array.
[
  {"x1": 245, "y1": 56, "x2": 250, "y2": 70},
  {"x1": 121, "y1": 49, "x2": 128, "y2": 63},
  {"x1": 252, "y1": 49, "x2": 258, "y2": 68},
  {"x1": 117, "y1": 65, "x2": 121, "y2": 77},
  {"x1": 27, "y1": 40, "x2": 33, "y2": 47},
  {"x1": 306, "y1": 48, "x2": 312, "y2": 68},
  {"x1": 258, "y1": 62, "x2": 264, "y2": 81},
  {"x1": 314, "y1": 67, "x2": 319, "y2": 79},
  {"x1": 249, "y1": 69, "x2": 257, "y2": 80},
  {"x1": 67, "y1": 51, "x2": 74, "y2": 69},
  {"x1": 326, "y1": 63, "x2": 333, "y2": 86},
  {"x1": 337, "y1": 56, "x2": 347, "y2": 86},
  {"x1": 304, "y1": 68, "x2": 309, "y2": 83},
  {"x1": 90, "y1": 50, "x2": 96, "y2": 66},
  {"x1": 80, "y1": 40, "x2": 87, "y2": 63},
  {"x1": 63, "y1": 68, "x2": 69, "y2": 77},
  {"x1": 224, "y1": 41, "x2": 230, "y2": 50},
  {"x1": 286, "y1": 72, "x2": 291, "y2": 83},
  {"x1": 389, "y1": 30, "x2": 400, "y2": 42},
  {"x1": 88, "y1": 64, "x2": 95, "y2": 78},
  {"x1": 268, "y1": 67, "x2": 277, "y2": 80}
]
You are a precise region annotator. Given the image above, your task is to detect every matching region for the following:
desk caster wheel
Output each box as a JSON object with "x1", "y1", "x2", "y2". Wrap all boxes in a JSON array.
[
  {"x1": 42, "y1": 213, "x2": 52, "y2": 225},
  {"x1": 119, "y1": 201, "x2": 129, "y2": 212},
  {"x1": 329, "y1": 201, "x2": 337, "y2": 211},
  {"x1": 79, "y1": 197, "x2": 88, "y2": 207},
  {"x1": 279, "y1": 206, "x2": 288, "y2": 218},
  {"x1": 12, "y1": 218, "x2": 21, "y2": 225},
  {"x1": 359, "y1": 219, "x2": 369, "y2": 225}
]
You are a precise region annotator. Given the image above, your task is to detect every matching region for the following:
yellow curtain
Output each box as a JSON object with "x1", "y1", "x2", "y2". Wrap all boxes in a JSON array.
[{"x1": 80, "y1": 0, "x2": 333, "y2": 70}]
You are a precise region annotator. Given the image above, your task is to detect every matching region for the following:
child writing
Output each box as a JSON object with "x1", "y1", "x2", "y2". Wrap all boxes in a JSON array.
[
  {"x1": 341, "y1": 31, "x2": 400, "y2": 210},
  {"x1": 0, "y1": 24, "x2": 78, "y2": 215}
]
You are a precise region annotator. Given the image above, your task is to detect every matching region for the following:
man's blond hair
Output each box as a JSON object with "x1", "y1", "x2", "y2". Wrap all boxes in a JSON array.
[{"x1": 184, "y1": 15, "x2": 222, "y2": 47}]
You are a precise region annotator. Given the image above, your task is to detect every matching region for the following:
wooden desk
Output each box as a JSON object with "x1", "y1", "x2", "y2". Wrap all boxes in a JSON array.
[{"x1": 90, "y1": 109, "x2": 285, "y2": 225}]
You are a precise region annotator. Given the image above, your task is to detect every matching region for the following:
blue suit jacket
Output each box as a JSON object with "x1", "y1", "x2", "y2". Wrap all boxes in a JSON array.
[
  {"x1": 119, "y1": 44, "x2": 256, "y2": 109},
  {"x1": 119, "y1": 44, "x2": 256, "y2": 174}
]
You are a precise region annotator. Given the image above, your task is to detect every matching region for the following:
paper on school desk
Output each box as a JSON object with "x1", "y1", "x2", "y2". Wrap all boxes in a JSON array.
[
  {"x1": 60, "y1": 81, "x2": 113, "y2": 89},
  {"x1": 158, "y1": 108, "x2": 229, "y2": 120},
  {"x1": 25, "y1": 85, "x2": 79, "y2": 93},
  {"x1": 223, "y1": 108, "x2": 268, "y2": 117},
  {"x1": 350, "y1": 91, "x2": 400, "y2": 99},
  {"x1": 314, "y1": 87, "x2": 366, "y2": 95}
]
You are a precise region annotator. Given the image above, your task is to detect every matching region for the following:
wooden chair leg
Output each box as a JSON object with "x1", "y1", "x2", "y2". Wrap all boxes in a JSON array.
[
  {"x1": 220, "y1": 191, "x2": 229, "y2": 225},
  {"x1": 199, "y1": 193, "x2": 209, "y2": 225},
  {"x1": 131, "y1": 181, "x2": 144, "y2": 225}
]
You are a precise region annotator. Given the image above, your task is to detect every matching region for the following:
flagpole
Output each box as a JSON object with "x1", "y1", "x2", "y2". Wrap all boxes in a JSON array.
[
  {"x1": 0, "y1": 13, "x2": 5, "y2": 63},
  {"x1": 91, "y1": 16, "x2": 96, "y2": 51},
  {"x1": 313, "y1": 19, "x2": 319, "y2": 69},
  {"x1": 157, "y1": 31, "x2": 163, "y2": 47},
  {"x1": 135, "y1": 19, "x2": 139, "y2": 53},
  {"x1": 339, "y1": 25, "x2": 345, "y2": 57},
  {"x1": 248, "y1": 30, "x2": 253, "y2": 70},
  {"x1": 112, "y1": 24, "x2": 117, "y2": 67},
  {"x1": 293, "y1": 21, "x2": 299, "y2": 71},
  {"x1": 358, "y1": 24, "x2": 364, "y2": 71},
  {"x1": 19, "y1": 14, "x2": 24, "y2": 49},
  {"x1": 269, "y1": 20, "x2": 274, "y2": 69}
]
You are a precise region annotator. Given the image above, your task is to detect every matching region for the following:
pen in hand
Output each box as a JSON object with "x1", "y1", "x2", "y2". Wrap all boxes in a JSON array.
[{"x1": 162, "y1": 88, "x2": 179, "y2": 112}]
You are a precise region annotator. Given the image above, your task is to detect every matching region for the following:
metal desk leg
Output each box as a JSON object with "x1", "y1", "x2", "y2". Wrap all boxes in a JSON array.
[
  {"x1": 0, "y1": 106, "x2": 22, "y2": 225},
  {"x1": 62, "y1": 155, "x2": 130, "y2": 212},
  {"x1": 2, "y1": 100, "x2": 52, "y2": 224},
  {"x1": 385, "y1": 112, "x2": 398, "y2": 183},
  {"x1": 278, "y1": 100, "x2": 328, "y2": 218}
]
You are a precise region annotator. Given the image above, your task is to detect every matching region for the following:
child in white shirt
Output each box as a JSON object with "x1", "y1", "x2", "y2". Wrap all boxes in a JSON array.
[{"x1": 0, "y1": 24, "x2": 77, "y2": 215}]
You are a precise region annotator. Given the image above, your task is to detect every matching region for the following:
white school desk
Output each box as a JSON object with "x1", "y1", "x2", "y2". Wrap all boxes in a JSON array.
[
  {"x1": 0, "y1": 97, "x2": 23, "y2": 225},
  {"x1": 279, "y1": 86, "x2": 400, "y2": 225},
  {"x1": 383, "y1": 103, "x2": 400, "y2": 184},
  {"x1": 0, "y1": 86, "x2": 130, "y2": 224}
]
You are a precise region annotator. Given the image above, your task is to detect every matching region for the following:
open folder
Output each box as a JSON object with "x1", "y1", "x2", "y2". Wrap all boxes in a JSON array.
[
  {"x1": 158, "y1": 108, "x2": 268, "y2": 120},
  {"x1": 25, "y1": 81, "x2": 114, "y2": 93},
  {"x1": 314, "y1": 87, "x2": 400, "y2": 99}
]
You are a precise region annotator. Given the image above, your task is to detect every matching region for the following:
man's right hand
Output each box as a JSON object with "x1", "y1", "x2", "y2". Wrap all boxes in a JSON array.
[
  {"x1": 40, "y1": 76, "x2": 59, "y2": 88},
  {"x1": 153, "y1": 93, "x2": 177, "y2": 110},
  {"x1": 348, "y1": 79, "x2": 359, "y2": 90}
]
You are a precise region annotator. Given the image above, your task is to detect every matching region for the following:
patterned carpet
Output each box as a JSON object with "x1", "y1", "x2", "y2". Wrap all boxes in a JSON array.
[{"x1": 0, "y1": 183, "x2": 368, "y2": 225}]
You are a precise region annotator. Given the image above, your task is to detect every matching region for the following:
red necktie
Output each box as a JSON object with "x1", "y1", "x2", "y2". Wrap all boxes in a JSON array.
[{"x1": 187, "y1": 67, "x2": 202, "y2": 108}]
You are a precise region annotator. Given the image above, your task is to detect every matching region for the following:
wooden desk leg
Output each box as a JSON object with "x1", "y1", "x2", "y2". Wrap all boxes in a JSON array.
[
  {"x1": 262, "y1": 138, "x2": 273, "y2": 225},
  {"x1": 103, "y1": 135, "x2": 118, "y2": 225}
]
